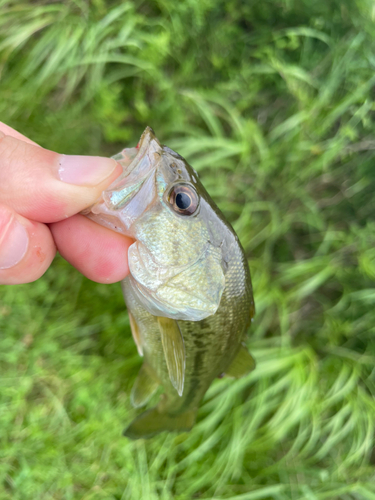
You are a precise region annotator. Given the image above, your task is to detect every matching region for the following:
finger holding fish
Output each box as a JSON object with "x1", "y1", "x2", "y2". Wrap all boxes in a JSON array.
[{"x1": 0, "y1": 123, "x2": 132, "y2": 284}]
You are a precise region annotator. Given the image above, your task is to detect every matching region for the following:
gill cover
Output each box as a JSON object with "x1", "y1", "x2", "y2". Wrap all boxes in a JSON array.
[{"x1": 127, "y1": 240, "x2": 225, "y2": 321}]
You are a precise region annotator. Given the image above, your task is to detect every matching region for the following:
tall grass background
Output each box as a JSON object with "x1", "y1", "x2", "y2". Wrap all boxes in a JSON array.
[{"x1": 1, "y1": 0, "x2": 375, "y2": 498}]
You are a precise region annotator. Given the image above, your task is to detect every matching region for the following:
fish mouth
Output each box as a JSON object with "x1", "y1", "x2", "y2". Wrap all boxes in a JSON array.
[
  {"x1": 84, "y1": 127, "x2": 162, "y2": 234},
  {"x1": 103, "y1": 127, "x2": 161, "y2": 211}
]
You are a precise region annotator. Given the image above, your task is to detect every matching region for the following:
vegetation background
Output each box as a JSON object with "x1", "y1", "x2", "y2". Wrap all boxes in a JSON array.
[{"x1": 1, "y1": 0, "x2": 375, "y2": 498}]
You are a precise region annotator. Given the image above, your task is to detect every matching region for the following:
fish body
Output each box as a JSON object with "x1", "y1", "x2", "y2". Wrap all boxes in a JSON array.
[{"x1": 85, "y1": 127, "x2": 255, "y2": 438}]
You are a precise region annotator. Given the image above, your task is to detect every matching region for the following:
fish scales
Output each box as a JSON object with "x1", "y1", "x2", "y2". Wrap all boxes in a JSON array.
[{"x1": 84, "y1": 127, "x2": 255, "y2": 439}]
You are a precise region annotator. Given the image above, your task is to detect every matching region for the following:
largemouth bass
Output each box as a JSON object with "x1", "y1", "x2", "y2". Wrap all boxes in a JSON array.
[{"x1": 85, "y1": 127, "x2": 255, "y2": 439}]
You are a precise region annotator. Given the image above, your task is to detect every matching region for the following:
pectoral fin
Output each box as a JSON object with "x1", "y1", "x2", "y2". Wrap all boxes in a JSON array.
[
  {"x1": 128, "y1": 311, "x2": 143, "y2": 356},
  {"x1": 157, "y1": 317, "x2": 185, "y2": 396},
  {"x1": 225, "y1": 343, "x2": 256, "y2": 378},
  {"x1": 131, "y1": 363, "x2": 160, "y2": 408}
]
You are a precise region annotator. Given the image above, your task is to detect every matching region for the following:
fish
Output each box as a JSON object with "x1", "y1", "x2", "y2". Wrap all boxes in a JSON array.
[{"x1": 84, "y1": 127, "x2": 255, "y2": 439}]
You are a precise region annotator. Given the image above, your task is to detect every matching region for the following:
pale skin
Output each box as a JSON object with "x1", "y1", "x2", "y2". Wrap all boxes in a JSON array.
[{"x1": 0, "y1": 122, "x2": 133, "y2": 285}]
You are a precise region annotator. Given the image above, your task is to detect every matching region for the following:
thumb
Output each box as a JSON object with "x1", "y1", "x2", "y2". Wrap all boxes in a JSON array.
[{"x1": 0, "y1": 133, "x2": 122, "y2": 223}]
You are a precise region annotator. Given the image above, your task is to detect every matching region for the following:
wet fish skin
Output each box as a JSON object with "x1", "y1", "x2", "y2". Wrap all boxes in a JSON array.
[{"x1": 85, "y1": 127, "x2": 255, "y2": 439}]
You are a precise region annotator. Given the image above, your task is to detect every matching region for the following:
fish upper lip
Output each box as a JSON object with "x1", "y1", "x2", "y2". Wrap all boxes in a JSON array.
[
  {"x1": 103, "y1": 169, "x2": 154, "y2": 210},
  {"x1": 102, "y1": 128, "x2": 161, "y2": 211},
  {"x1": 122, "y1": 126, "x2": 159, "y2": 176}
]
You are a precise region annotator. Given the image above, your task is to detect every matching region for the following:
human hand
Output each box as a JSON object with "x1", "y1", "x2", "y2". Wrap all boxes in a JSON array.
[{"x1": 0, "y1": 122, "x2": 133, "y2": 285}]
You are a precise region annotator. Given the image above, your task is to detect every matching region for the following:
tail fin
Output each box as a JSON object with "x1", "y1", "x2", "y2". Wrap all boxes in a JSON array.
[{"x1": 123, "y1": 407, "x2": 196, "y2": 440}]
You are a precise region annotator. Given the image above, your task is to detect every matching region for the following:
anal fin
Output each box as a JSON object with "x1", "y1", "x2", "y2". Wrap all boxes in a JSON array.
[
  {"x1": 124, "y1": 406, "x2": 196, "y2": 440},
  {"x1": 157, "y1": 317, "x2": 185, "y2": 396},
  {"x1": 225, "y1": 343, "x2": 256, "y2": 378},
  {"x1": 131, "y1": 363, "x2": 160, "y2": 408}
]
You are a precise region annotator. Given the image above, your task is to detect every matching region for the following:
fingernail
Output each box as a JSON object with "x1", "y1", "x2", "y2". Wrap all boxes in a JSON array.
[
  {"x1": 0, "y1": 215, "x2": 29, "y2": 269},
  {"x1": 58, "y1": 155, "x2": 119, "y2": 186}
]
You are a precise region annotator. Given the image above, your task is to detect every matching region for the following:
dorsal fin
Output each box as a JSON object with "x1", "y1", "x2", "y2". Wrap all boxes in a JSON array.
[{"x1": 157, "y1": 317, "x2": 185, "y2": 396}]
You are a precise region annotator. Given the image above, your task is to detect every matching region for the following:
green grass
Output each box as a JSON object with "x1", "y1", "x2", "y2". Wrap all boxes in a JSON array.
[{"x1": 1, "y1": 0, "x2": 375, "y2": 498}]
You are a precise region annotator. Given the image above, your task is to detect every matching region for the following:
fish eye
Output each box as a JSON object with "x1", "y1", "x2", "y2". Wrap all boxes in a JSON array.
[{"x1": 167, "y1": 183, "x2": 199, "y2": 216}]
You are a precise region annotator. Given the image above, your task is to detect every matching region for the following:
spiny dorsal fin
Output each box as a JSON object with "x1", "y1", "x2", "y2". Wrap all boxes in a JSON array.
[
  {"x1": 131, "y1": 363, "x2": 160, "y2": 408},
  {"x1": 225, "y1": 343, "x2": 256, "y2": 378},
  {"x1": 157, "y1": 317, "x2": 185, "y2": 396},
  {"x1": 128, "y1": 311, "x2": 143, "y2": 357}
]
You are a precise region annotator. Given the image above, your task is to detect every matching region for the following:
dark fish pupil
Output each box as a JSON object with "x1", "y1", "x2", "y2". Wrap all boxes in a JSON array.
[{"x1": 176, "y1": 192, "x2": 191, "y2": 210}]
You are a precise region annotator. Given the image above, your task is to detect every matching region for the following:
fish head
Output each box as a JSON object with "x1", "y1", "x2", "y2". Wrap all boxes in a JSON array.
[{"x1": 86, "y1": 127, "x2": 227, "y2": 321}]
